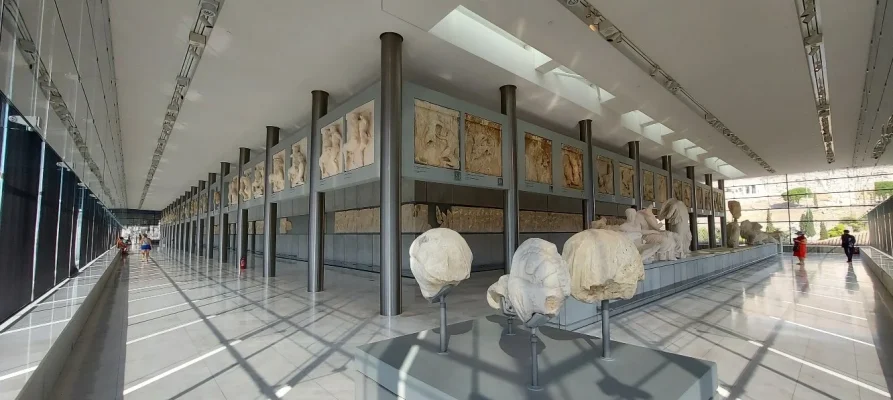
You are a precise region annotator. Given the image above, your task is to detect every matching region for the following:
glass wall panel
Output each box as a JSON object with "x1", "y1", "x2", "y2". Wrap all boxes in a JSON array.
[
  {"x1": 56, "y1": 168, "x2": 78, "y2": 282},
  {"x1": 33, "y1": 145, "x2": 62, "y2": 296}
]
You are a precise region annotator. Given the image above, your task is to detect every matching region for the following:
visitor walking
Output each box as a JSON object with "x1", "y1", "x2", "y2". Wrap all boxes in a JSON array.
[
  {"x1": 841, "y1": 229, "x2": 856, "y2": 263},
  {"x1": 793, "y1": 230, "x2": 807, "y2": 265},
  {"x1": 139, "y1": 234, "x2": 152, "y2": 262}
]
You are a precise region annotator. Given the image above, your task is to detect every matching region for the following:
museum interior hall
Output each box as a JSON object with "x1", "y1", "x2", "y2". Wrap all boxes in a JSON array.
[{"x1": 2, "y1": 0, "x2": 893, "y2": 399}]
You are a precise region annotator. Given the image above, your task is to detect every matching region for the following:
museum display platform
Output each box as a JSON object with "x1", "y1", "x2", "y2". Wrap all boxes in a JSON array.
[
  {"x1": 354, "y1": 315, "x2": 717, "y2": 400},
  {"x1": 555, "y1": 243, "x2": 778, "y2": 330}
]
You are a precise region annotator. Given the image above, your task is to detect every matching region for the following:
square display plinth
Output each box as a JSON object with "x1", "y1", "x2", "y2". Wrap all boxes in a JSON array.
[{"x1": 354, "y1": 315, "x2": 717, "y2": 400}]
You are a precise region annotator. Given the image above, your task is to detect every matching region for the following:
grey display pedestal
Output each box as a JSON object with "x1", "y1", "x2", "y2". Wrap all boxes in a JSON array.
[{"x1": 354, "y1": 316, "x2": 717, "y2": 400}]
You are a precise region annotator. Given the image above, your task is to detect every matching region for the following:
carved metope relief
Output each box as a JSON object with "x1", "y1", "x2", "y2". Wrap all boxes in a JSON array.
[
  {"x1": 271, "y1": 151, "x2": 286, "y2": 193},
  {"x1": 643, "y1": 170, "x2": 655, "y2": 202},
  {"x1": 288, "y1": 138, "x2": 308, "y2": 187},
  {"x1": 464, "y1": 113, "x2": 502, "y2": 176},
  {"x1": 414, "y1": 100, "x2": 459, "y2": 169},
  {"x1": 597, "y1": 156, "x2": 614, "y2": 195},
  {"x1": 561, "y1": 145, "x2": 583, "y2": 190},
  {"x1": 240, "y1": 171, "x2": 251, "y2": 202},
  {"x1": 319, "y1": 119, "x2": 344, "y2": 178},
  {"x1": 681, "y1": 182, "x2": 692, "y2": 208},
  {"x1": 524, "y1": 133, "x2": 552, "y2": 184},
  {"x1": 344, "y1": 100, "x2": 375, "y2": 171},
  {"x1": 619, "y1": 162, "x2": 635, "y2": 198},
  {"x1": 229, "y1": 176, "x2": 239, "y2": 205},
  {"x1": 714, "y1": 190, "x2": 723, "y2": 212},
  {"x1": 253, "y1": 163, "x2": 264, "y2": 199},
  {"x1": 673, "y1": 180, "x2": 684, "y2": 202},
  {"x1": 214, "y1": 190, "x2": 221, "y2": 207},
  {"x1": 279, "y1": 218, "x2": 292, "y2": 234},
  {"x1": 657, "y1": 175, "x2": 668, "y2": 203}
]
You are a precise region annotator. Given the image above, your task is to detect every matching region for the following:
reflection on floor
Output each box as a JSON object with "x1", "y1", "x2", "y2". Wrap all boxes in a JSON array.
[{"x1": 22, "y1": 249, "x2": 893, "y2": 399}]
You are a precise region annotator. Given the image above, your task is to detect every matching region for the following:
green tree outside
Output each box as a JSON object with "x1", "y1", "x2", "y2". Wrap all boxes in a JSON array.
[
  {"x1": 799, "y1": 209, "x2": 816, "y2": 237},
  {"x1": 819, "y1": 221, "x2": 828, "y2": 239},
  {"x1": 781, "y1": 187, "x2": 813, "y2": 205},
  {"x1": 874, "y1": 181, "x2": 893, "y2": 200},
  {"x1": 839, "y1": 215, "x2": 866, "y2": 232},
  {"x1": 765, "y1": 210, "x2": 775, "y2": 232},
  {"x1": 828, "y1": 223, "x2": 847, "y2": 237}
]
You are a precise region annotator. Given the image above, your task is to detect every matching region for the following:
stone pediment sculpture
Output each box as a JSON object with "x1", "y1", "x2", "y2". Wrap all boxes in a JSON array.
[
  {"x1": 288, "y1": 139, "x2": 307, "y2": 187},
  {"x1": 271, "y1": 151, "x2": 286, "y2": 193},
  {"x1": 524, "y1": 133, "x2": 553, "y2": 184},
  {"x1": 253, "y1": 164, "x2": 265, "y2": 199},
  {"x1": 562, "y1": 229, "x2": 644, "y2": 302},
  {"x1": 658, "y1": 198, "x2": 692, "y2": 258},
  {"x1": 414, "y1": 100, "x2": 460, "y2": 169},
  {"x1": 344, "y1": 101, "x2": 375, "y2": 171},
  {"x1": 727, "y1": 200, "x2": 741, "y2": 248},
  {"x1": 409, "y1": 228, "x2": 473, "y2": 300},
  {"x1": 486, "y1": 238, "x2": 570, "y2": 323},
  {"x1": 740, "y1": 220, "x2": 776, "y2": 245},
  {"x1": 320, "y1": 122, "x2": 344, "y2": 178}
]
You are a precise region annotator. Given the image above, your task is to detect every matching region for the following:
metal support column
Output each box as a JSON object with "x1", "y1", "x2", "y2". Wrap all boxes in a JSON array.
[
  {"x1": 182, "y1": 191, "x2": 190, "y2": 254},
  {"x1": 718, "y1": 179, "x2": 727, "y2": 247},
  {"x1": 686, "y1": 166, "x2": 697, "y2": 251},
  {"x1": 207, "y1": 173, "x2": 216, "y2": 258},
  {"x1": 628, "y1": 141, "x2": 642, "y2": 209},
  {"x1": 191, "y1": 186, "x2": 198, "y2": 254},
  {"x1": 661, "y1": 156, "x2": 674, "y2": 200},
  {"x1": 236, "y1": 148, "x2": 251, "y2": 267},
  {"x1": 264, "y1": 126, "x2": 280, "y2": 277},
  {"x1": 705, "y1": 174, "x2": 716, "y2": 248},
  {"x1": 197, "y1": 181, "x2": 206, "y2": 256},
  {"x1": 380, "y1": 32, "x2": 403, "y2": 316},
  {"x1": 219, "y1": 162, "x2": 231, "y2": 263},
  {"x1": 580, "y1": 120, "x2": 594, "y2": 227},
  {"x1": 501, "y1": 85, "x2": 519, "y2": 273},
  {"x1": 308, "y1": 90, "x2": 329, "y2": 292}
]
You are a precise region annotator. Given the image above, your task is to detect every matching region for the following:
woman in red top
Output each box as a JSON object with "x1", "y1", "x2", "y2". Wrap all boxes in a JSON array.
[{"x1": 793, "y1": 231, "x2": 807, "y2": 265}]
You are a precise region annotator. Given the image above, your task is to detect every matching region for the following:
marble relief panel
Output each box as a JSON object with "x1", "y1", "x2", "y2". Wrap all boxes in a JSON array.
[
  {"x1": 714, "y1": 190, "x2": 724, "y2": 212},
  {"x1": 253, "y1": 163, "x2": 265, "y2": 199},
  {"x1": 643, "y1": 170, "x2": 655, "y2": 202},
  {"x1": 618, "y1": 162, "x2": 635, "y2": 198},
  {"x1": 344, "y1": 100, "x2": 375, "y2": 171},
  {"x1": 414, "y1": 100, "x2": 459, "y2": 169},
  {"x1": 320, "y1": 119, "x2": 344, "y2": 178},
  {"x1": 436, "y1": 206, "x2": 503, "y2": 233},
  {"x1": 464, "y1": 113, "x2": 502, "y2": 176},
  {"x1": 519, "y1": 211, "x2": 582, "y2": 232},
  {"x1": 214, "y1": 190, "x2": 221, "y2": 207},
  {"x1": 596, "y1": 156, "x2": 614, "y2": 195},
  {"x1": 524, "y1": 133, "x2": 552, "y2": 184},
  {"x1": 673, "y1": 181, "x2": 684, "y2": 202},
  {"x1": 239, "y1": 171, "x2": 251, "y2": 202},
  {"x1": 289, "y1": 138, "x2": 308, "y2": 187},
  {"x1": 229, "y1": 176, "x2": 239, "y2": 205},
  {"x1": 561, "y1": 145, "x2": 584, "y2": 190},
  {"x1": 271, "y1": 151, "x2": 286, "y2": 193},
  {"x1": 279, "y1": 218, "x2": 292, "y2": 234},
  {"x1": 681, "y1": 182, "x2": 692, "y2": 208},
  {"x1": 657, "y1": 175, "x2": 668, "y2": 203}
]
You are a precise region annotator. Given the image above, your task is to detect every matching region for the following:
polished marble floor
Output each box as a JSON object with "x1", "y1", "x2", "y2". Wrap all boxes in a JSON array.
[{"x1": 5, "y1": 246, "x2": 893, "y2": 399}]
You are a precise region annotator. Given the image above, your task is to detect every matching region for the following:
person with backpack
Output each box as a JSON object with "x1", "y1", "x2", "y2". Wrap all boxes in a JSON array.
[{"x1": 841, "y1": 230, "x2": 856, "y2": 263}]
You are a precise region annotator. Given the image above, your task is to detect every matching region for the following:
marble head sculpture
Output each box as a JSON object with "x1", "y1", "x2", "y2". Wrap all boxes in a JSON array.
[
  {"x1": 562, "y1": 229, "x2": 644, "y2": 302},
  {"x1": 728, "y1": 200, "x2": 742, "y2": 221},
  {"x1": 727, "y1": 200, "x2": 742, "y2": 247},
  {"x1": 409, "y1": 228, "x2": 473, "y2": 300},
  {"x1": 486, "y1": 238, "x2": 570, "y2": 323}
]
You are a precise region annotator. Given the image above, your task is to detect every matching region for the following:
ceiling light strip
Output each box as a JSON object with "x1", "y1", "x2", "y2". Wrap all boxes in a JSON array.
[
  {"x1": 559, "y1": 0, "x2": 776, "y2": 173},
  {"x1": 136, "y1": 0, "x2": 222, "y2": 209},
  {"x1": 4, "y1": 1, "x2": 118, "y2": 206},
  {"x1": 793, "y1": 0, "x2": 835, "y2": 163}
]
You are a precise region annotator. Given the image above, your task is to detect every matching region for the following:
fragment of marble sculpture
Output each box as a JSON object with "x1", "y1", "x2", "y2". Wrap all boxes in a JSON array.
[
  {"x1": 229, "y1": 176, "x2": 239, "y2": 205},
  {"x1": 658, "y1": 198, "x2": 692, "y2": 258},
  {"x1": 619, "y1": 163, "x2": 635, "y2": 198},
  {"x1": 562, "y1": 229, "x2": 644, "y2": 302},
  {"x1": 726, "y1": 200, "x2": 741, "y2": 248},
  {"x1": 486, "y1": 238, "x2": 570, "y2": 323},
  {"x1": 288, "y1": 141, "x2": 307, "y2": 187},
  {"x1": 740, "y1": 220, "x2": 776, "y2": 245},
  {"x1": 319, "y1": 124, "x2": 343, "y2": 178},
  {"x1": 643, "y1": 171, "x2": 655, "y2": 202},
  {"x1": 597, "y1": 156, "x2": 614, "y2": 195},
  {"x1": 561, "y1": 145, "x2": 583, "y2": 190},
  {"x1": 591, "y1": 208, "x2": 676, "y2": 264},
  {"x1": 591, "y1": 211, "x2": 659, "y2": 264},
  {"x1": 409, "y1": 228, "x2": 472, "y2": 300},
  {"x1": 213, "y1": 191, "x2": 221, "y2": 207},
  {"x1": 270, "y1": 151, "x2": 285, "y2": 193},
  {"x1": 239, "y1": 174, "x2": 251, "y2": 202},
  {"x1": 464, "y1": 114, "x2": 502, "y2": 176},
  {"x1": 414, "y1": 100, "x2": 459, "y2": 169},
  {"x1": 344, "y1": 103, "x2": 374, "y2": 171},
  {"x1": 524, "y1": 133, "x2": 552, "y2": 184},
  {"x1": 253, "y1": 164, "x2": 264, "y2": 198}
]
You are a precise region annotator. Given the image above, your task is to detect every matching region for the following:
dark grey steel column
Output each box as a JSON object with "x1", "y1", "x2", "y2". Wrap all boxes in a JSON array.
[
  {"x1": 628, "y1": 141, "x2": 642, "y2": 209},
  {"x1": 191, "y1": 186, "x2": 199, "y2": 254},
  {"x1": 705, "y1": 174, "x2": 716, "y2": 248},
  {"x1": 308, "y1": 90, "x2": 329, "y2": 292},
  {"x1": 579, "y1": 120, "x2": 594, "y2": 227},
  {"x1": 718, "y1": 179, "x2": 727, "y2": 247},
  {"x1": 380, "y1": 32, "x2": 403, "y2": 316},
  {"x1": 206, "y1": 173, "x2": 216, "y2": 258},
  {"x1": 501, "y1": 85, "x2": 519, "y2": 273},
  {"x1": 219, "y1": 162, "x2": 231, "y2": 263},
  {"x1": 197, "y1": 181, "x2": 206, "y2": 256},
  {"x1": 661, "y1": 155, "x2": 674, "y2": 200},
  {"x1": 686, "y1": 166, "x2": 697, "y2": 251},
  {"x1": 236, "y1": 148, "x2": 251, "y2": 266},
  {"x1": 182, "y1": 191, "x2": 190, "y2": 254},
  {"x1": 263, "y1": 126, "x2": 280, "y2": 277}
]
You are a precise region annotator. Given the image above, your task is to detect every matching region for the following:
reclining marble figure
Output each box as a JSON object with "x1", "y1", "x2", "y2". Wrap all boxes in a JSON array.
[
  {"x1": 726, "y1": 200, "x2": 742, "y2": 248},
  {"x1": 485, "y1": 238, "x2": 570, "y2": 323},
  {"x1": 409, "y1": 228, "x2": 473, "y2": 300},
  {"x1": 739, "y1": 220, "x2": 776, "y2": 245},
  {"x1": 562, "y1": 229, "x2": 644, "y2": 302},
  {"x1": 658, "y1": 198, "x2": 692, "y2": 258},
  {"x1": 590, "y1": 210, "x2": 660, "y2": 264}
]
